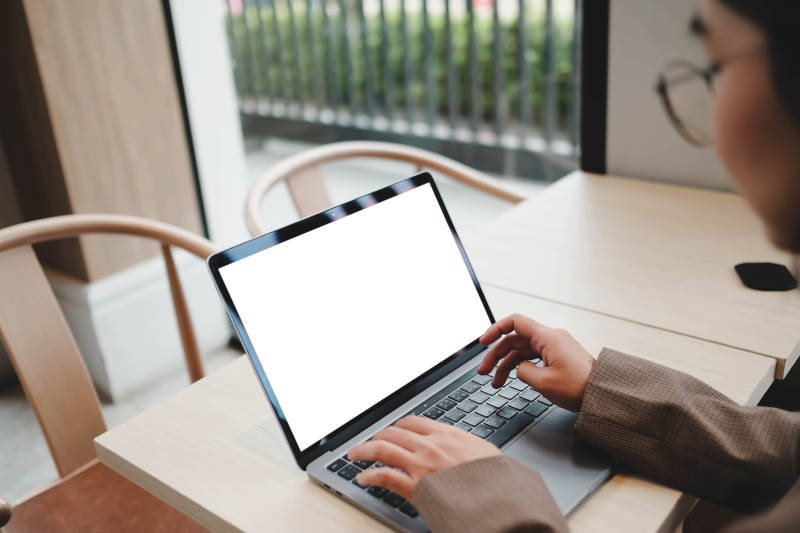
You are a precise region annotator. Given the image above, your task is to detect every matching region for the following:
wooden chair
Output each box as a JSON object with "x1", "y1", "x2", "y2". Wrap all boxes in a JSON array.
[
  {"x1": 0, "y1": 214, "x2": 216, "y2": 532},
  {"x1": 244, "y1": 140, "x2": 527, "y2": 236}
]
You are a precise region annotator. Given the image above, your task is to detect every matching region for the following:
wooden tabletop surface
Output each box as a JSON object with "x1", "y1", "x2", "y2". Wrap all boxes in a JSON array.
[
  {"x1": 96, "y1": 285, "x2": 774, "y2": 533},
  {"x1": 468, "y1": 171, "x2": 800, "y2": 377}
]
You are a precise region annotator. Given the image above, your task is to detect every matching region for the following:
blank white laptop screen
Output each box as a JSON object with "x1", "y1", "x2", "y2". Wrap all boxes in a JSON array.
[{"x1": 219, "y1": 183, "x2": 491, "y2": 450}]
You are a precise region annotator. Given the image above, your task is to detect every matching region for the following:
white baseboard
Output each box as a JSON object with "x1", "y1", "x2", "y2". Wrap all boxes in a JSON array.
[{"x1": 47, "y1": 250, "x2": 231, "y2": 402}]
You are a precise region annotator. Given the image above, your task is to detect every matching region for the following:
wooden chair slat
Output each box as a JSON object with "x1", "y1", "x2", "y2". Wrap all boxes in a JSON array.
[
  {"x1": 0, "y1": 246, "x2": 106, "y2": 477},
  {"x1": 286, "y1": 165, "x2": 331, "y2": 219},
  {"x1": 161, "y1": 244, "x2": 204, "y2": 383}
]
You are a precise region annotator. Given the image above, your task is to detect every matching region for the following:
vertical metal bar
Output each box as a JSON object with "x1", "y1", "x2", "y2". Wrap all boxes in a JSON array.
[
  {"x1": 322, "y1": 0, "x2": 340, "y2": 119},
  {"x1": 339, "y1": 0, "x2": 357, "y2": 119},
  {"x1": 239, "y1": 0, "x2": 256, "y2": 97},
  {"x1": 245, "y1": 1, "x2": 266, "y2": 102},
  {"x1": 543, "y1": 0, "x2": 556, "y2": 147},
  {"x1": 307, "y1": 0, "x2": 324, "y2": 118},
  {"x1": 401, "y1": 0, "x2": 413, "y2": 127},
  {"x1": 570, "y1": 0, "x2": 582, "y2": 155},
  {"x1": 518, "y1": 0, "x2": 531, "y2": 146},
  {"x1": 492, "y1": 0, "x2": 503, "y2": 142},
  {"x1": 379, "y1": 0, "x2": 393, "y2": 122},
  {"x1": 467, "y1": 0, "x2": 479, "y2": 135},
  {"x1": 223, "y1": 0, "x2": 243, "y2": 100},
  {"x1": 271, "y1": 0, "x2": 290, "y2": 109},
  {"x1": 255, "y1": 0, "x2": 273, "y2": 109},
  {"x1": 359, "y1": 0, "x2": 376, "y2": 121},
  {"x1": 445, "y1": 0, "x2": 457, "y2": 134},
  {"x1": 423, "y1": 0, "x2": 435, "y2": 129},
  {"x1": 287, "y1": 0, "x2": 305, "y2": 116}
]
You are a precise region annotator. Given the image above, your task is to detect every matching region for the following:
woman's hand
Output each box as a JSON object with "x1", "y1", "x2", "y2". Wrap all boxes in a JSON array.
[
  {"x1": 477, "y1": 314, "x2": 595, "y2": 411},
  {"x1": 347, "y1": 415, "x2": 500, "y2": 501}
]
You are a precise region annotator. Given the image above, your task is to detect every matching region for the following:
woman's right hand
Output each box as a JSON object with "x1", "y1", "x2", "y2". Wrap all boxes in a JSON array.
[{"x1": 477, "y1": 314, "x2": 596, "y2": 411}]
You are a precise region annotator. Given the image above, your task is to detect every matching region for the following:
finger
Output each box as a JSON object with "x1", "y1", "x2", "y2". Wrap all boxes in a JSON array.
[
  {"x1": 492, "y1": 350, "x2": 531, "y2": 387},
  {"x1": 348, "y1": 440, "x2": 419, "y2": 473},
  {"x1": 479, "y1": 314, "x2": 549, "y2": 346},
  {"x1": 393, "y1": 414, "x2": 446, "y2": 435},
  {"x1": 356, "y1": 467, "x2": 416, "y2": 501},
  {"x1": 477, "y1": 334, "x2": 531, "y2": 374},
  {"x1": 516, "y1": 360, "x2": 555, "y2": 392},
  {"x1": 371, "y1": 425, "x2": 428, "y2": 452}
]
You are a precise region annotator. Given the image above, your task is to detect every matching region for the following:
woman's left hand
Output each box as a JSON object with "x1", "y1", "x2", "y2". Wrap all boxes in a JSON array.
[{"x1": 347, "y1": 415, "x2": 500, "y2": 501}]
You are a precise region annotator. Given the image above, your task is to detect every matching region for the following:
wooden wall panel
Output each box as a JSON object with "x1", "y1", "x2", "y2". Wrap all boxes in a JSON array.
[
  {"x1": 0, "y1": 0, "x2": 203, "y2": 282},
  {"x1": 0, "y1": 0, "x2": 90, "y2": 280}
]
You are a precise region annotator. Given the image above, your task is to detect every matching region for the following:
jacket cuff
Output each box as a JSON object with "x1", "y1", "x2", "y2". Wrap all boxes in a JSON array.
[{"x1": 413, "y1": 455, "x2": 568, "y2": 533}]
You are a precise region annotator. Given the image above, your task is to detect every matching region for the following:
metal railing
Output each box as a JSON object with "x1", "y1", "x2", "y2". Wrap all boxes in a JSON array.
[{"x1": 224, "y1": 0, "x2": 581, "y2": 180}]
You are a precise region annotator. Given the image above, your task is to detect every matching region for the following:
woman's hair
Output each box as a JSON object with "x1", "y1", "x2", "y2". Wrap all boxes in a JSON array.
[{"x1": 719, "y1": 1, "x2": 800, "y2": 128}]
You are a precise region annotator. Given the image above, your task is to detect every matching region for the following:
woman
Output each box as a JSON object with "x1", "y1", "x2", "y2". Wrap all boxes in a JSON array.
[{"x1": 348, "y1": 1, "x2": 800, "y2": 531}]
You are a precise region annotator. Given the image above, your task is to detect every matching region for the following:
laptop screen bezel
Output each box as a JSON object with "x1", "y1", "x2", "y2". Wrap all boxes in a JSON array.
[{"x1": 207, "y1": 173, "x2": 495, "y2": 469}]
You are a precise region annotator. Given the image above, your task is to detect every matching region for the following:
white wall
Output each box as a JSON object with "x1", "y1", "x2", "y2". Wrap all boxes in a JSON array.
[
  {"x1": 169, "y1": 0, "x2": 249, "y2": 248},
  {"x1": 606, "y1": 0, "x2": 733, "y2": 191}
]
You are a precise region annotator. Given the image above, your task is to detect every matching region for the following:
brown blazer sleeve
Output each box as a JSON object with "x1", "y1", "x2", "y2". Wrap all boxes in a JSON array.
[
  {"x1": 413, "y1": 455, "x2": 568, "y2": 533},
  {"x1": 574, "y1": 348, "x2": 800, "y2": 512}
]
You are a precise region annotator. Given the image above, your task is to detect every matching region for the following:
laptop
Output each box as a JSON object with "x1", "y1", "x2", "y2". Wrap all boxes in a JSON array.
[{"x1": 208, "y1": 173, "x2": 611, "y2": 532}]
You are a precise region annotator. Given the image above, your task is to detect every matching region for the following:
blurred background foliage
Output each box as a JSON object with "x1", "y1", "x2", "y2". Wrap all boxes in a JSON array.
[{"x1": 227, "y1": 0, "x2": 576, "y2": 136}]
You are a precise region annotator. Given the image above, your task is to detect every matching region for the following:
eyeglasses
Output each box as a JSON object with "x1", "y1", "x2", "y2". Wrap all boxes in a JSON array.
[{"x1": 655, "y1": 48, "x2": 762, "y2": 147}]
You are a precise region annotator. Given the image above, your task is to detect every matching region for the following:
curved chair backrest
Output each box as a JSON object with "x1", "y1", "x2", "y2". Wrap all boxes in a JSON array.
[
  {"x1": 0, "y1": 214, "x2": 216, "y2": 478},
  {"x1": 244, "y1": 140, "x2": 527, "y2": 236}
]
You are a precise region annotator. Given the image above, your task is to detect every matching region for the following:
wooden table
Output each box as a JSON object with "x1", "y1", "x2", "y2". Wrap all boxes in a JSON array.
[
  {"x1": 468, "y1": 171, "x2": 800, "y2": 377},
  {"x1": 96, "y1": 285, "x2": 774, "y2": 533}
]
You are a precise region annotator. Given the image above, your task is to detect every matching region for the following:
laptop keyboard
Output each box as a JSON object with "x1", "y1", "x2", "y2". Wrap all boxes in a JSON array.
[{"x1": 325, "y1": 360, "x2": 552, "y2": 520}]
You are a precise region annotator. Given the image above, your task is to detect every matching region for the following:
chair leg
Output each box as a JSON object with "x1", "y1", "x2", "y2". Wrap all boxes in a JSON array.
[{"x1": 162, "y1": 244, "x2": 205, "y2": 382}]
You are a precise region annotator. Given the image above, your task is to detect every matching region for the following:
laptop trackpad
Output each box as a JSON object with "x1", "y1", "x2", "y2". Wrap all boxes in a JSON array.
[{"x1": 503, "y1": 408, "x2": 611, "y2": 513}]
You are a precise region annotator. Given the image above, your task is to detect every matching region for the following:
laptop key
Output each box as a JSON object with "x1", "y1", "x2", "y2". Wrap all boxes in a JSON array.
[
  {"x1": 460, "y1": 381, "x2": 481, "y2": 394},
  {"x1": 487, "y1": 412, "x2": 535, "y2": 447},
  {"x1": 445, "y1": 409, "x2": 467, "y2": 422},
  {"x1": 423, "y1": 406, "x2": 446, "y2": 420},
  {"x1": 436, "y1": 398, "x2": 457, "y2": 411},
  {"x1": 327, "y1": 458, "x2": 347, "y2": 472},
  {"x1": 538, "y1": 397, "x2": 553, "y2": 406},
  {"x1": 448, "y1": 390, "x2": 469, "y2": 403},
  {"x1": 352, "y1": 459, "x2": 374, "y2": 469},
  {"x1": 480, "y1": 383, "x2": 499, "y2": 395},
  {"x1": 520, "y1": 389, "x2": 541, "y2": 402},
  {"x1": 474, "y1": 404, "x2": 496, "y2": 417},
  {"x1": 469, "y1": 391, "x2": 490, "y2": 404},
  {"x1": 367, "y1": 486, "x2": 388, "y2": 499},
  {"x1": 484, "y1": 414, "x2": 506, "y2": 429},
  {"x1": 462, "y1": 413, "x2": 484, "y2": 426},
  {"x1": 455, "y1": 421, "x2": 473, "y2": 431},
  {"x1": 524, "y1": 402, "x2": 548, "y2": 417},
  {"x1": 472, "y1": 425, "x2": 494, "y2": 439},
  {"x1": 472, "y1": 374, "x2": 491, "y2": 385},
  {"x1": 508, "y1": 396, "x2": 530, "y2": 411},
  {"x1": 399, "y1": 502, "x2": 419, "y2": 518},
  {"x1": 337, "y1": 464, "x2": 362, "y2": 480},
  {"x1": 497, "y1": 406, "x2": 518, "y2": 419},
  {"x1": 352, "y1": 477, "x2": 369, "y2": 489},
  {"x1": 383, "y1": 492, "x2": 406, "y2": 508},
  {"x1": 487, "y1": 396, "x2": 507, "y2": 409},
  {"x1": 509, "y1": 368, "x2": 518, "y2": 379},
  {"x1": 457, "y1": 399, "x2": 479, "y2": 413},
  {"x1": 439, "y1": 418, "x2": 455, "y2": 425},
  {"x1": 499, "y1": 387, "x2": 518, "y2": 400},
  {"x1": 509, "y1": 379, "x2": 527, "y2": 391}
]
